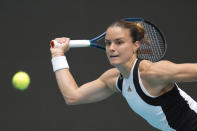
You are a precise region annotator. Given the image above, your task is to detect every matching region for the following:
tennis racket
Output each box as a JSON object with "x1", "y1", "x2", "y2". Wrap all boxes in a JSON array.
[{"x1": 50, "y1": 17, "x2": 167, "y2": 62}]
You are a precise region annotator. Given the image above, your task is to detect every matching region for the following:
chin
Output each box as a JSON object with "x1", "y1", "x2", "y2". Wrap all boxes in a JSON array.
[{"x1": 109, "y1": 60, "x2": 122, "y2": 67}]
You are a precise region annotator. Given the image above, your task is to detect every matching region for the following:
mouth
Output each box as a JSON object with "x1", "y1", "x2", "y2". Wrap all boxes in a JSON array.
[{"x1": 109, "y1": 55, "x2": 119, "y2": 58}]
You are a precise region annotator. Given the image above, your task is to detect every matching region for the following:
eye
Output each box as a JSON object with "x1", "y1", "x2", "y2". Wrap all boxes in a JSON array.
[
  {"x1": 105, "y1": 40, "x2": 111, "y2": 46},
  {"x1": 116, "y1": 40, "x2": 124, "y2": 45}
]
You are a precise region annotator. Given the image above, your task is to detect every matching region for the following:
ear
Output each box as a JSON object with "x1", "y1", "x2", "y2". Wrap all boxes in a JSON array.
[{"x1": 134, "y1": 41, "x2": 140, "y2": 51}]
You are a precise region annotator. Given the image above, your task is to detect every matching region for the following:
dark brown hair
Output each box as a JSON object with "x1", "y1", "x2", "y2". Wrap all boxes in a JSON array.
[{"x1": 108, "y1": 20, "x2": 149, "y2": 43}]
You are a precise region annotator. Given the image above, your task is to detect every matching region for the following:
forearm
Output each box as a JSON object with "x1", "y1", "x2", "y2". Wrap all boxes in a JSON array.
[
  {"x1": 174, "y1": 63, "x2": 197, "y2": 82},
  {"x1": 55, "y1": 69, "x2": 79, "y2": 103},
  {"x1": 50, "y1": 38, "x2": 82, "y2": 104},
  {"x1": 51, "y1": 55, "x2": 80, "y2": 104}
]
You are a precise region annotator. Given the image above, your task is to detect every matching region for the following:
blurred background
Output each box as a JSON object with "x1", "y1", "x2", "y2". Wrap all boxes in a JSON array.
[{"x1": 0, "y1": 0, "x2": 197, "y2": 130}]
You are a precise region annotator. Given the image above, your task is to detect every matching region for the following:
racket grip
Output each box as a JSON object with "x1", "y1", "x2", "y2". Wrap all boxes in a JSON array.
[{"x1": 51, "y1": 40, "x2": 91, "y2": 48}]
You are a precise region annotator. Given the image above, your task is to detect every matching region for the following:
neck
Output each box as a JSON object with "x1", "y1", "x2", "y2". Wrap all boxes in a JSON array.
[{"x1": 116, "y1": 56, "x2": 137, "y2": 79}]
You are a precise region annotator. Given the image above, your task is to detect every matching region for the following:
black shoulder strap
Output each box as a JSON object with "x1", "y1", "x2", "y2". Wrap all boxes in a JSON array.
[
  {"x1": 117, "y1": 59, "x2": 141, "y2": 92},
  {"x1": 117, "y1": 74, "x2": 123, "y2": 91}
]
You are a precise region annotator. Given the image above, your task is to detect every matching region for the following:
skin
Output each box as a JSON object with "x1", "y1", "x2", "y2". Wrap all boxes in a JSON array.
[{"x1": 50, "y1": 26, "x2": 197, "y2": 105}]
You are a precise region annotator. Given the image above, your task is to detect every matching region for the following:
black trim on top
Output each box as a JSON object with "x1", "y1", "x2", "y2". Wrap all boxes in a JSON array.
[
  {"x1": 133, "y1": 59, "x2": 197, "y2": 130},
  {"x1": 117, "y1": 74, "x2": 123, "y2": 91},
  {"x1": 132, "y1": 59, "x2": 177, "y2": 106}
]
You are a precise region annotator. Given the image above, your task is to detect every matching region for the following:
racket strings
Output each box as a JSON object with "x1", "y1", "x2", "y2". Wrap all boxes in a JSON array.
[{"x1": 138, "y1": 22, "x2": 166, "y2": 62}]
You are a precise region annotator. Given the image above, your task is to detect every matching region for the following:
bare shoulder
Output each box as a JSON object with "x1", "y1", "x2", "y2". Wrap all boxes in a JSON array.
[
  {"x1": 100, "y1": 68, "x2": 120, "y2": 79},
  {"x1": 139, "y1": 59, "x2": 175, "y2": 84},
  {"x1": 99, "y1": 68, "x2": 120, "y2": 92},
  {"x1": 138, "y1": 59, "x2": 153, "y2": 72},
  {"x1": 139, "y1": 59, "x2": 174, "y2": 73}
]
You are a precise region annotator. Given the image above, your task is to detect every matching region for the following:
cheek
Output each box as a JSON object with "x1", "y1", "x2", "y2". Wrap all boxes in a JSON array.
[
  {"x1": 120, "y1": 48, "x2": 133, "y2": 59},
  {"x1": 105, "y1": 50, "x2": 110, "y2": 57}
]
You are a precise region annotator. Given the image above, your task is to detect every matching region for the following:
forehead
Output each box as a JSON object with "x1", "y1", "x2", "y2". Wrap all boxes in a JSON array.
[{"x1": 105, "y1": 26, "x2": 130, "y2": 39}]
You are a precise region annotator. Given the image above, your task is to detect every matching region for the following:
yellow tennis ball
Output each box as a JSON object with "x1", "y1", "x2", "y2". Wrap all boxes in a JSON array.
[{"x1": 12, "y1": 71, "x2": 30, "y2": 91}]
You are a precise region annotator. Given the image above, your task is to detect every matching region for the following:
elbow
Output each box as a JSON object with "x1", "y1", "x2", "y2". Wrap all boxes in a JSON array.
[
  {"x1": 62, "y1": 91, "x2": 82, "y2": 105},
  {"x1": 64, "y1": 97, "x2": 81, "y2": 106}
]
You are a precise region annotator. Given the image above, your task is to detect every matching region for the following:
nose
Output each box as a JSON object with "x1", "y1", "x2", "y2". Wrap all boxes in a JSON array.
[{"x1": 108, "y1": 42, "x2": 116, "y2": 52}]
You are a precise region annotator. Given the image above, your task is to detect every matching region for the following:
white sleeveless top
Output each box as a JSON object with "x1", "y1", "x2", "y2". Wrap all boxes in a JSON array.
[{"x1": 116, "y1": 59, "x2": 197, "y2": 131}]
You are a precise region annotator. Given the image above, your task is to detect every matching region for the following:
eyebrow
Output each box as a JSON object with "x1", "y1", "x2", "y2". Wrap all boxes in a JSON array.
[{"x1": 105, "y1": 38, "x2": 125, "y2": 41}]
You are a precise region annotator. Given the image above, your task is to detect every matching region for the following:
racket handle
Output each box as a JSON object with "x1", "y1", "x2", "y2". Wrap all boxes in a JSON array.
[{"x1": 51, "y1": 40, "x2": 91, "y2": 48}]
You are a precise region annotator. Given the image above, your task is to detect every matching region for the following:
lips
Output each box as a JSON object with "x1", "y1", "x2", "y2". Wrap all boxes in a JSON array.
[{"x1": 110, "y1": 55, "x2": 119, "y2": 58}]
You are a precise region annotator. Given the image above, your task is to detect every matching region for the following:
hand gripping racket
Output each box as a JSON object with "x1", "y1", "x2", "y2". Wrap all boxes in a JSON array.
[{"x1": 50, "y1": 18, "x2": 167, "y2": 62}]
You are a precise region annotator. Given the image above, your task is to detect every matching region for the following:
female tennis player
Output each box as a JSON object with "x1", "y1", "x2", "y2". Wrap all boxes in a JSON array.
[{"x1": 50, "y1": 20, "x2": 197, "y2": 131}]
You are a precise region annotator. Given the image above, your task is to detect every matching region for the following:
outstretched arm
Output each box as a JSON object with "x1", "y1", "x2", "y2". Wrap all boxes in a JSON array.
[
  {"x1": 50, "y1": 37, "x2": 119, "y2": 105},
  {"x1": 141, "y1": 60, "x2": 197, "y2": 86}
]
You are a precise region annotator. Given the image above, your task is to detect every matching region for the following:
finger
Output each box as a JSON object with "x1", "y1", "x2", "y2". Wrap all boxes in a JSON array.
[
  {"x1": 54, "y1": 38, "x2": 67, "y2": 44},
  {"x1": 62, "y1": 38, "x2": 70, "y2": 50},
  {"x1": 64, "y1": 38, "x2": 70, "y2": 44}
]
